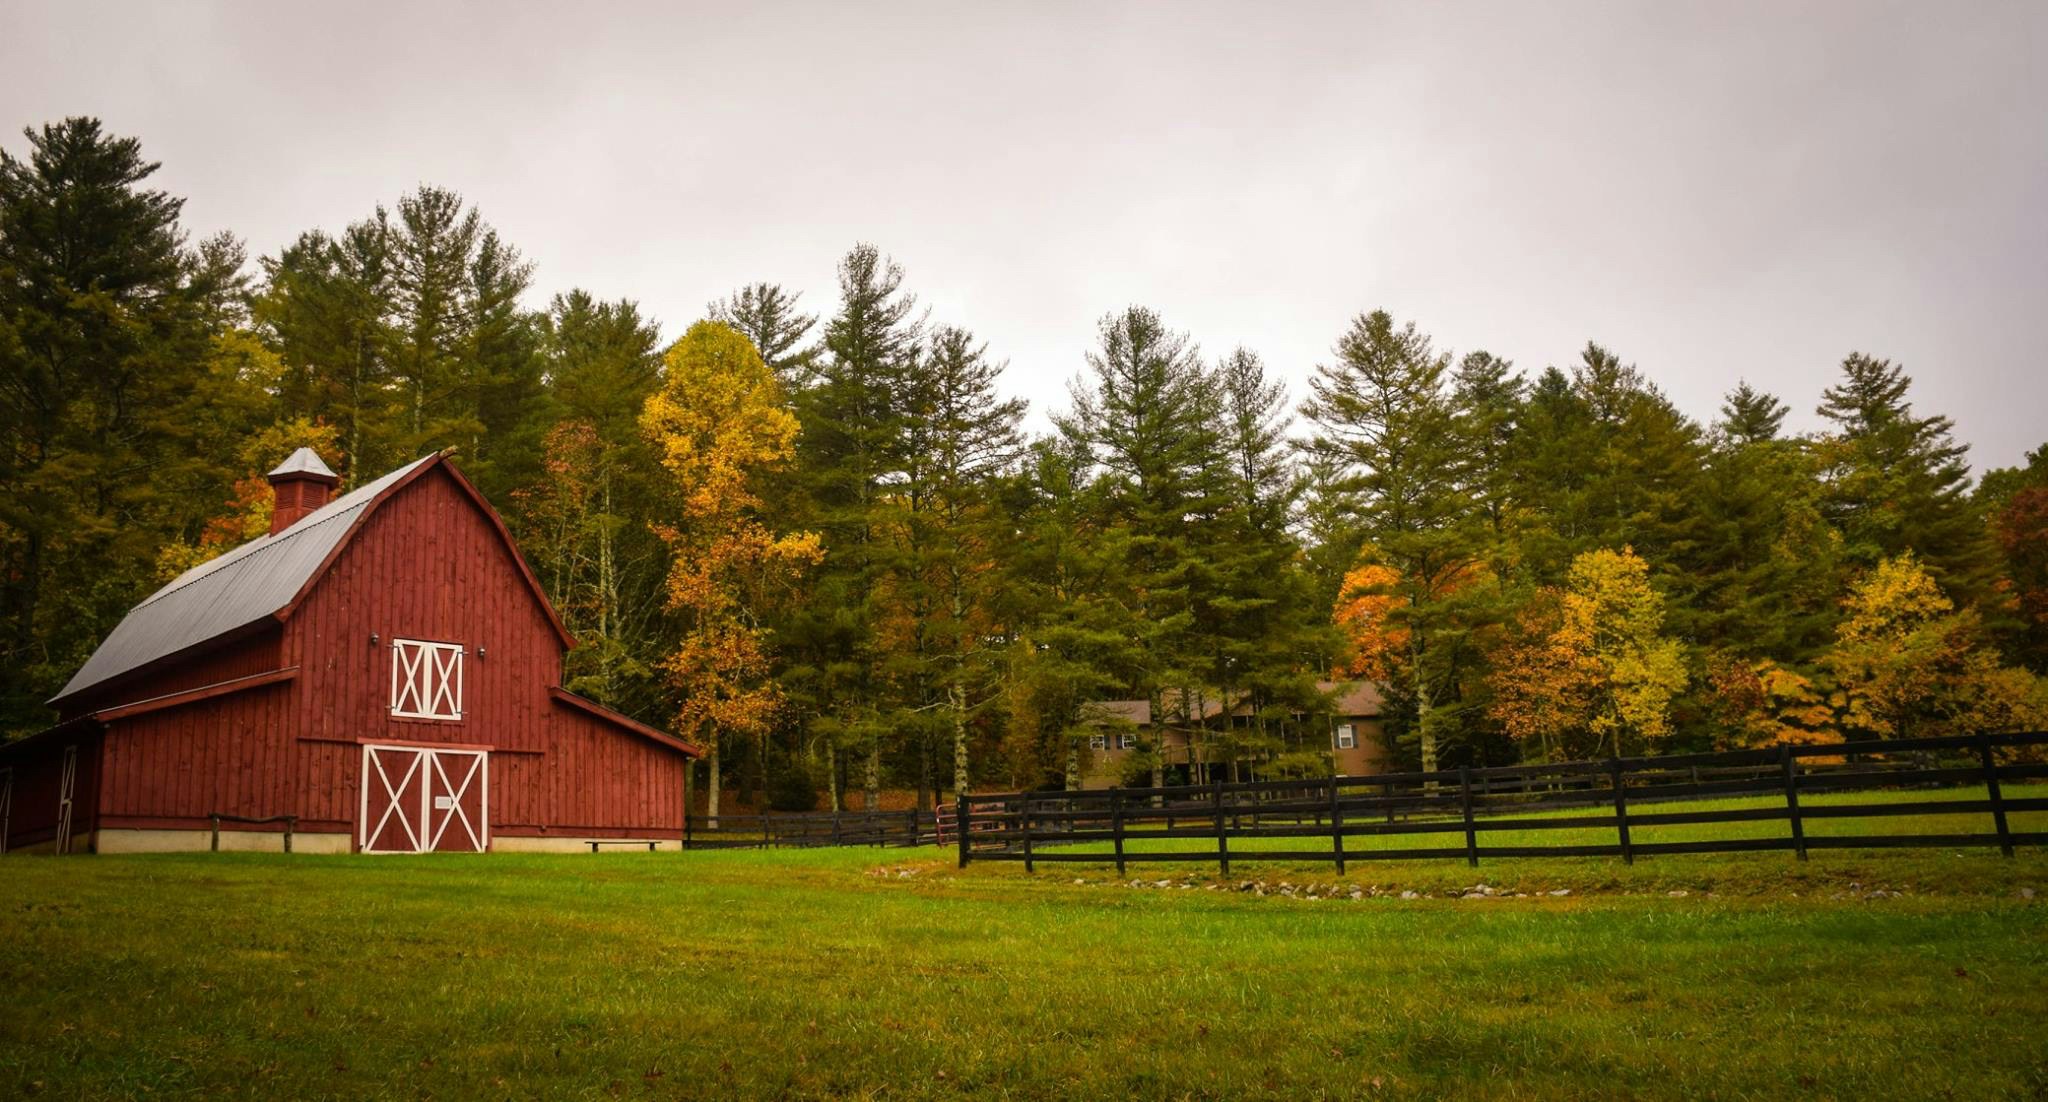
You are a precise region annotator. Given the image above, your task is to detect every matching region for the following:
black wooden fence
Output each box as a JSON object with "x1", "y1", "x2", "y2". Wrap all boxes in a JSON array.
[
  {"x1": 683, "y1": 808, "x2": 937, "y2": 850},
  {"x1": 954, "y1": 731, "x2": 2048, "y2": 873}
]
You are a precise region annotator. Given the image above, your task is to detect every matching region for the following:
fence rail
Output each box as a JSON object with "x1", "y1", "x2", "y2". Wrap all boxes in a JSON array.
[
  {"x1": 683, "y1": 808, "x2": 937, "y2": 850},
  {"x1": 954, "y1": 731, "x2": 2048, "y2": 873}
]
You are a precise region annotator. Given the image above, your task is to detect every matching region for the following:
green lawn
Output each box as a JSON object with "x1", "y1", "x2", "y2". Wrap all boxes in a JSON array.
[{"x1": 2, "y1": 829, "x2": 2045, "y2": 1099}]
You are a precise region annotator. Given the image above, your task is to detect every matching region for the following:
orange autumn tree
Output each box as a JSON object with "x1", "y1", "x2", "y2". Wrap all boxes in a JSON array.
[
  {"x1": 1332, "y1": 557, "x2": 1409, "y2": 680},
  {"x1": 642, "y1": 321, "x2": 823, "y2": 822}
]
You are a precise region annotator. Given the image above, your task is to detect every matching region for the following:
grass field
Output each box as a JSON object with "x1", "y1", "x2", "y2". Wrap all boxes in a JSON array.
[{"x1": 3, "y1": 804, "x2": 2046, "y2": 1100}]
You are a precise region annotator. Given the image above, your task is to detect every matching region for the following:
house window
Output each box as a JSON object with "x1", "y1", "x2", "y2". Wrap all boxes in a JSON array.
[
  {"x1": 1334, "y1": 723, "x2": 1357, "y2": 750},
  {"x1": 1088, "y1": 734, "x2": 1107, "y2": 751},
  {"x1": 391, "y1": 639, "x2": 463, "y2": 720},
  {"x1": 1118, "y1": 732, "x2": 1137, "y2": 751}
]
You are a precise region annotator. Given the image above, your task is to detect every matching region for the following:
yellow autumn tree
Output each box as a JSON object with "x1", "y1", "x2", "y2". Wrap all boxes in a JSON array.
[
  {"x1": 1488, "y1": 547, "x2": 1687, "y2": 759},
  {"x1": 1823, "y1": 553, "x2": 2048, "y2": 739},
  {"x1": 642, "y1": 321, "x2": 824, "y2": 822},
  {"x1": 1562, "y1": 547, "x2": 1689, "y2": 755}
]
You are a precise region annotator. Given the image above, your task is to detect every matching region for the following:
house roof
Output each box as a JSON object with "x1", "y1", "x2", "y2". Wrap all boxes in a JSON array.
[
  {"x1": 1089, "y1": 680, "x2": 1384, "y2": 727},
  {"x1": 53, "y1": 451, "x2": 572, "y2": 707},
  {"x1": 1322, "y1": 679, "x2": 1385, "y2": 718}
]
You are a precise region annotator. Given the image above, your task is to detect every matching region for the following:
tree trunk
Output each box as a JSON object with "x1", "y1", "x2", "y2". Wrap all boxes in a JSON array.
[
  {"x1": 1148, "y1": 689, "x2": 1166, "y2": 790},
  {"x1": 1412, "y1": 630, "x2": 1438, "y2": 784},
  {"x1": 705, "y1": 741, "x2": 722, "y2": 828},
  {"x1": 826, "y1": 740, "x2": 842, "y2": 813},
  {"x1": 865, "y1": 738, "x2": 881, "y2": 812},
  {"x1": 950, "y1": 675, "x2": 970, "y2": 799}
]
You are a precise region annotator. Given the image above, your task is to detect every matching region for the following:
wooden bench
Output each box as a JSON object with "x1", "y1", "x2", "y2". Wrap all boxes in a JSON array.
[{"x1": 587, "y1": 840, "x2": 661, "y2": 852}]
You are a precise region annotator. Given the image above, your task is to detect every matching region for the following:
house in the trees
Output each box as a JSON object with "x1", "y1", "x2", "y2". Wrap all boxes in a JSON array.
[
  {"x1": 0, "y1": 449, "x2": 699, "y2": 855},
  {"x1": 1080, "y1": 680, "x2": 1388, "y2": 788}
]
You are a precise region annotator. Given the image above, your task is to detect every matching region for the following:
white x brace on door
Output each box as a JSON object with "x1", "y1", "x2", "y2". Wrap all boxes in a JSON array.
[{"x1": 360, "y1": 744, "x2": 488, "y2": 853}]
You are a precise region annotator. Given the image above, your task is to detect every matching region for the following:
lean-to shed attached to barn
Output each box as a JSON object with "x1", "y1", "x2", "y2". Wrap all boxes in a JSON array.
[{"x1": 0, "y1": 449, "x2": 698, "y2": 854}]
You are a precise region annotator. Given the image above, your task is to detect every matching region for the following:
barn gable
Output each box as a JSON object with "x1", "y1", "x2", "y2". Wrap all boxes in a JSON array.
[{"x1": 52, "y1": 452, "x2": 569, "y2": 710}]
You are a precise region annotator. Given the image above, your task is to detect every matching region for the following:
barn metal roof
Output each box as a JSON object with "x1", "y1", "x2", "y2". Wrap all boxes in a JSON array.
[{"x1": 53, "y1": 455, "x2": 436, "y2": 705}]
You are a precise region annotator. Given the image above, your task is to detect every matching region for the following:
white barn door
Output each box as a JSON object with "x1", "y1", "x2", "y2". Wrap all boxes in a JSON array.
[{"x1": 361, "y1": 745, "x2": 488, "y2": 853}]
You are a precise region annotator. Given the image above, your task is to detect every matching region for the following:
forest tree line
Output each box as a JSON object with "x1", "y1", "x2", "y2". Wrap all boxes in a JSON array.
[{"x1": 4, "y1": 118, "x2": 2046, "y2": 813}]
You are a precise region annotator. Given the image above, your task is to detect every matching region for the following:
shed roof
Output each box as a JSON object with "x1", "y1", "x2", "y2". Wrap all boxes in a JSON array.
[{"x1": 53, "y1": 455, "x2": 436, "y2": 705}]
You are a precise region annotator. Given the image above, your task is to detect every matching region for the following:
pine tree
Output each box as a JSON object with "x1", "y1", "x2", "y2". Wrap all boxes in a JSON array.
[
  {"x1": 789, "y1": 244, "x2": 922, "y2": 810},
  {"x1": 255, "y1": 220, "x2": 402, "y2": 477},
  {"x1": 1058, "y1": 307, "x2": 1223, "y2": 785},
  {"x1": 1719, "y1": 381, "x2": 1788, "y2": 446},
  {"x1": 903, "y1": 324, "x2": 1025, "y2": 798},
  {"x1": 1816, "y1": 353, "x2": 1998, "y2": 607},
  {"x1": 1303, "y1": 311, "x2": 1485, "y2": 774},
  {"x1": 709, "y1": 282, "x2": 820, "y2": 389},
  {"x1": 1694, "y1": 382, "x2": 1841, "y2": 666},
  {"x1": 1451, "y1": 351, "x2": 1524, "y2": 556},
  {"x1": 0, "y1": 118, "x2": 254, "y2": 734},
  {"x1": 1200, "y1": 348, "x2": 1330, "y2": 778}
]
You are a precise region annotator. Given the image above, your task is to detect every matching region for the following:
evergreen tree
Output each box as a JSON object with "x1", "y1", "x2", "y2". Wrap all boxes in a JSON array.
[
  {"x1": 788, "y1": 244, "x2": 922, "y2": 809},
  {"x1": 1719, "y1": 381, "x2": 1788, "y2": 446},
  {"x1": 0, "y1": 118, "x2": 255, "y2": 734},
  {"x1": 1816, "y1": 353, "x2": 1997, "y2": 606},
  {"x1": 1303, "y1": 311, "x2": 1485, "y2": 773},
  {"x1": 1200, "y1": 348, "x2": 1331, "y2": 777},
  {"x1": 255, "y1": 220, "x2": 402, "y2": 476},
  {"x1": 1058, "y1": 307, "x2": 1223, "y2": 785},
  {"x1": 1694, "y1": 383, "x2": 1841, "y2": 666},
  {"x1": 709, "y1": 282, "x2": 820, "y2": 388},
  {"x1": 903, "y1": 324, "x2": 1025, "y2": 797}
]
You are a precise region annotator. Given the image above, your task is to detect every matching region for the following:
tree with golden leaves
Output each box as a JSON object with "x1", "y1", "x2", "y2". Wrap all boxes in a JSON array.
[
  {"x1": 1489, "y1": 548, "x2": 1687, "y2": 758},
  {"x1": 1823, "y1": 553, "x2": 2048, "y2": 739},
  {"x1": 642, "y1": 321, "x2": 823, "y2": 823}
]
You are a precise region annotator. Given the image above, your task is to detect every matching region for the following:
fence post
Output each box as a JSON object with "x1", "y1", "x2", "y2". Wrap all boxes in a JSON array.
[
  {"x1": 1609, "y1": 760, "x2": 1633, "y2": 865},
  {"x1": 1022, "y1": 796, "x2": 1035, "y2": 873},
  {"x1": 1383, "y1": 780, "x2": 1395, "y2": 824},
  {"x1": 210, "y1": 814, "x2": 220, "y2": 853},
  {"x1": 1780, "y1": 745, "x2": 1807, "y2": 861},
  {"x1": 1329, "y1": 777, "x2": 1346, "y2": 875},
  {"x1": 955, "y1": 794, "x2": 971, "y2": 869},
  {"x1": 1111, "y1": 788, "x2": 1127, "y2": 878},
  {"x1": 1977, "y1": 734, "x2": 2014, "y2": 858},
  {"x1": 907, "y1": 808, "x2": 917, "y2": 848},
  {"x1": 1213, "y1": 774, "x2": 1231, "y2": 877},
  {"x1": 684, "y1": 812, "x2": 693, "y2": 852},
  {"x1": 1459, "y1": 768, "x2": 1478, "y2": 868},
  {"x1": 283, "y1": 816, "x2": 295, "y2": 855},
  {"x1": 832, "y1": 811, "x2": 843, "y2": 847}
]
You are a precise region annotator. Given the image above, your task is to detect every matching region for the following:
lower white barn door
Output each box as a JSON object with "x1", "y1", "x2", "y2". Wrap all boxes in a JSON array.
[{"x1": 360, "y1": 745, "x2": 488, "y2": 853}]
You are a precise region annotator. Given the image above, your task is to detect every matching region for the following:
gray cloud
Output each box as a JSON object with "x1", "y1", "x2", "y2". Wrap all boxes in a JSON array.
[{"x1": 5, "y1": 0, "x2": 2043, "y2": 467}]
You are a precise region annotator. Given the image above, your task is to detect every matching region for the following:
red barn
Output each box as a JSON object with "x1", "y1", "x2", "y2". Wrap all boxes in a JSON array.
[{"x1": 0, "y1": 449, "x2": 698, "y2": 854}]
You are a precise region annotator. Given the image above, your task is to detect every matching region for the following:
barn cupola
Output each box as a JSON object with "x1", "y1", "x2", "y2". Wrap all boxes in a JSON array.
[{"x1": 266, "y1": 448, "x2": 340, "y2": 534}]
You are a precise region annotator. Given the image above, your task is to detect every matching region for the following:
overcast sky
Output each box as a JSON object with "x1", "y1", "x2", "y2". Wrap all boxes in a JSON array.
[{"x1": 5, "y1": 1, "x2": 2044, "y2": 469}]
